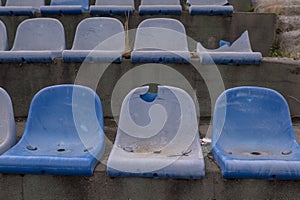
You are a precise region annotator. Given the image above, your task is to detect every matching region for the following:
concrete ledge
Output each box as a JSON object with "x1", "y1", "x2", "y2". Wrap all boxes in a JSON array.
[
  {"x1": 0, "y1": 58, "x2": 299, "y2": 118},
  {"x1": 0, "y1": 12, "x2": 276, "y2": 56},
  {"x1": 3, "y1": 168, "x2": 300, "y2": 200}
]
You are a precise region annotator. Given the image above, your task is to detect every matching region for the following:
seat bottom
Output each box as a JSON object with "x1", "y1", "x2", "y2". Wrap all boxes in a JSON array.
[
  {"x1": 107, "y1": 147, "x2": 205, "y2": 179},
  {"x1": 212, "y1": 147, "x2": 300, "y2": 179},
  {"x1": 0, "y1": 155, "x2": 98, "y2": 175}
]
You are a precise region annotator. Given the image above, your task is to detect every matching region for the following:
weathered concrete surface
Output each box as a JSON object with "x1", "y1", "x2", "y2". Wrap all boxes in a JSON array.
[
  {"x1": 0, "y1": 119, "x2": 299, "y2": 200},
  {"x1": 228, "y1": 0, "x2": 253, "y2": 12},
  {"x1": 0, "y1": 12, "x2": 276, "y2": 56},
  {"x1": 253, "y1": 0, "x2": 300, "y2": 58},
  {"x1": 0, "y1": 58, "x2": 299, "y2": 118},
  {"x1": 3, "y1": 165, "x2": 300, "y2": 200},
  {"x1": 278, "y1": 30, "x2": 300, "y2": 56}
]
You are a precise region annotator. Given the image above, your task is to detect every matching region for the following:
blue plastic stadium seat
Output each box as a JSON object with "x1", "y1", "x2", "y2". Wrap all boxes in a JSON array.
[
  {"x1": 0, "y1": 0, "x2": 44, "y2": 16},
  {"x1": 0, "y1": 87, "x2": 17, "y2": 155},
  {"x1": 212, "y1": 86, "x2": 300, "y2": 179},
  {"x1": 139, "y1": 0, "x2": 182, "y2": 15},
  {"x1": 63, "y1": 17, "x2": 125, "y2": 63},
  {"x1": 40, "y1": 0, "x2": 89, "y2": 15},
  {"x1": 0, "y1": 85, "x2": 105, "y2": 175},
  {"x1": 90, "y1": 0, "x2": 134, "y2": 15},
  {"x1": 131, "y1": 18, "x2": 190, "y2": 63},
  {"x1": 187, "y1": 0, "x2": 233, "y2": 15},
  {"x1": 0, "y1": 21, "x2": 8, "y2": 51},
  {"x1": 107, "y1": 86, "x2": 205, "y2": 179},
  {"x1": 197, "y1": 31, "x2": 262, "y2": 65},
  {"x1": 0, "y1": 18, "x2": 65, "y2": 63}
]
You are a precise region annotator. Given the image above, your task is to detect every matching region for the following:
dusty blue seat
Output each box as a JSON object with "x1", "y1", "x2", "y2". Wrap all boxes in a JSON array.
[
  {"x1": 0, "y1": 0, "x2": 44, "y2": 16},
  {"x1": 0, "y1": 18, "x2": 65, "y2": 63},
  {"x1": 0, "y1": 87, "x2": 17, "y2": 155},
  {"x1": 40, "y1": 0, "x2": 89, "y2": 15},
  {"x1": 90, "y1": 0, "x2": 134, "y2": 15},
  {"x1": 0, "y1": 85, "x2": 105, "y2": 175},
  {"x1": 139, "y1": 0, "x2": 182, "y2": 15},
  {"x1": 107, "y1": 86, "x2": 205, "y2": 179},
  {"x1": 131, "y1": 18, "x2": 190, "y2": 63},
  {"x1": 197, "y1": 31, "x2": 262, "y2": 65},
  {"x1": 187, "y1": 0, "x2": 233, "y2": 15},
  {"x1": 0, "y1": 21, "x2": 8, "y2": 51},
  {"x1": 63, "y1": 17, "x2": 125, "y2": 63},
  {"x1": 212, "y1": 86, "x2": 300, "y2": 179}
]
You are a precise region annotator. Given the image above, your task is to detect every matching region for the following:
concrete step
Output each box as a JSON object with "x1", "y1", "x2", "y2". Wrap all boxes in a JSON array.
[
  {"x1": 0, "y1": 119, "x2": 299, "y2": 200},
  {"x1": 252, "y1": 0, "x2": 300, "y2": 57},
  {"x1": 280, "y1": 5, "x2": 300, "y2": 16},
  {"x1": 279, "y1": 30, "x2": 300, "y2": 54},
  {"x1": 1, "y1": 58, "x2": 299, "y2": 118},
  {"x1": 253, "y1": 0, "x2": 300, "y2": 13},
  {"x1": 278, "y1": 16, "x2": 300, "y2": 32}
]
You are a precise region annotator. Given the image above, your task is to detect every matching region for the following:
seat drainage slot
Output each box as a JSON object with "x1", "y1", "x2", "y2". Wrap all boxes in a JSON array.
[
  {"x1": 282, "y1": 150, "x2": 292, "y2": 155},
  {"x1": 27, "y1": 145, "x2": 37, "y2": 151},
  {"x1": 250, "y1": 152, "x2": 261, "y2": 156}
]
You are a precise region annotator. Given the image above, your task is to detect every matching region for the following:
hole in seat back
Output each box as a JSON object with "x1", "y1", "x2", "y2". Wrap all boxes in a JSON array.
[{"x1": 115, "y1": 86, "x2": 198, "y2": 153}]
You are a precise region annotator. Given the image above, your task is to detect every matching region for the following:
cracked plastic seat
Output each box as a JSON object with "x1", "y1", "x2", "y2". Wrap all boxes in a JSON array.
[
  {"x1": 186, "y1": 0, "x2": 233, "y2": 15},
  {"x1": 197, "y1": 31, "x2": 262, "y2": 65},
  {"x1": 131, "y1": 18, "x2": 190, "y2": 63},
  {"x1": 90, "y1": 0, "x2": 134, "y2": 15},
  {"x1": 107, "y1": 86, "x2": 205, "y2": 179},
  {"x1": 40, "y1": 0, "x2": 89, "y2": 15},
  {"x1": 0, "y1": 85, "x2": 105, "y2": 175},
  {"x1": 0, "y1": 21, "x2": 8, "y2": 51},
  {"x1": 212, "y1": 86, "x2": 300, "y2": 179},
  {"x1": 0, "y1": 0, "x2": 44, "y2": 16},
  {"x1": 139, "y1": 0, "x2": 182, "y2": 15},
  {"x1": 0, "y1": 18, "x2": 65, "y2": 63},
  {"x1": 63, "y1": 17, "x2": 125, "y2": 63},
  {"x1": 0, "y1": 88, "x2": 17, "y2": 155}
]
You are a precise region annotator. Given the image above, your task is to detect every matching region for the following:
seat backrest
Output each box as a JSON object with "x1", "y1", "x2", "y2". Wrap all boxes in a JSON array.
[
  {"x1": 11, "y1": 18, "x2": 65, "y2": 51},
  {"x1": 24, "y1": 85, "x2": 103, "y2": 143},
  {"x1": 0, "y1": 21, "x2": 8, "y2": 51},
  {"x1": 95, "y1": 0, "x2": 134, "y2": 6},
  {"x1": 50, "y1": 0, "x2": 89, "y2": 10},
  {"x1": 0, "y1": 87, "x2": 17, "y2": 154},
  {"x1": 212, "y1": 87, "x2": 296, "y2": 149},
  {"x1": 115, "y1": 86, "x2": 198, "y2": 153},
  {"x1": 188, "y1": 0, "x2": 228, "y2": 5},
  {"x1": 134, "y1": 18, "x2": 188, "y2": 51},
  {"x1": 6, "y1": 0, "x2": 45, "y2": 8},
  {"x1": 71, "y1": 17, "x2": 124, "y2": 51},
  {"x1": 141, "y1": 0, "x2": 180, "y2": 5}
]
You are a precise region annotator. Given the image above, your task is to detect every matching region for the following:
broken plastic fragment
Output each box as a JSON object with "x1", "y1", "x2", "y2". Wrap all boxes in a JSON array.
[{"x1": 201, "y1": 138, "x2": 212, "y2": 145}]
